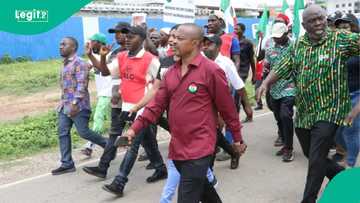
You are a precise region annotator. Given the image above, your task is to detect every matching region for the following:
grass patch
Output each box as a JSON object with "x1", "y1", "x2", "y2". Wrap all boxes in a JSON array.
[
  {"x1": 0, "y1": 107, "x2": 110, "y2": 160},
  {"x1": 0, "y1": 60, "x2": 61, "y2": 95}
]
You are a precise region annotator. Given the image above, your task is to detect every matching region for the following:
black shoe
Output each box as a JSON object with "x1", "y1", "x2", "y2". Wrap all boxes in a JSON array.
[
  {"x1": 276, "y1": 147, "x2": 286, "y2": 156},
  {"x1": 51, "y1": 166, "x2": 76, "y2": 175},
  {"x1": 230, "y1": 151, "x2": 240, "y2": 169},
  {"x1": 80, "y1": 148, "x2": 93, "y2": 157},
  {"x1": 146, "y1": 168, "x2": 168, "y2": 183},
  {"x1": 102, "y1": 181, "x2": 124, "y2": 197},
  {"x1": 146, "y1": 162, "x2": 155, "y2": 170},
  {"x1": 254, "y1": 105, "x2": 263, "y2": 111},
  {"x1": 83, "y1": 166, "x2": 107, "y2": 179},
  {"x1": 282, "y1": 149, "x2": 294, "y2": 162},
  {"x1": 138, "y1": 152, "x2": 149, "y2": 161}
]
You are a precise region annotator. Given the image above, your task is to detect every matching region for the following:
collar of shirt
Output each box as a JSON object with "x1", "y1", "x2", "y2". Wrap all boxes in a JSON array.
[
  {"x1": 174, "y1": 52, "x2": 203, "y2": 70},
  {"x1": 127, "y1": 48, "x2": 146, "y2": 58},
  {"x1": 214, "y1": 53, "x2": 225, "y2": 63},
  {"x1": 63, "y1": 54, "x2": 78, "y2": 66},
  {"x1": 302, "y1": 29, "x2": 330, "y2": 46}
]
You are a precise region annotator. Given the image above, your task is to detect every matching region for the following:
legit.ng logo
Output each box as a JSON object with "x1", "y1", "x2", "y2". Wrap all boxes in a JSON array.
[{"x1": 15, "y1": 9, "x2": 48, "y2": 23}]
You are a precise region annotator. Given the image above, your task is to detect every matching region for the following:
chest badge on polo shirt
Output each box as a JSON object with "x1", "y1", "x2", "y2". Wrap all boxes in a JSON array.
[{"x1": 188, "y1": 83, "x2": 198, "y2": 94}]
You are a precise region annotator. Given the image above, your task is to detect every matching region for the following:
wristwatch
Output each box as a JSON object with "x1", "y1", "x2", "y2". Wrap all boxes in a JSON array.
[{"x1": 72, "y1": 100, "x2": 78, "y2": 105}]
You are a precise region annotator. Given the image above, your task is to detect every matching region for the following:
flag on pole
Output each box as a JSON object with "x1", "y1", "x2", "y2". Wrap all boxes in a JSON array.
[
  {"x1": 256, "y1": 7, "x2": 269, "y2": 41},
  {"x1": 220, "y1": 0, "x2": 237, "y2": 33},
  {"x1": 281, "y1": 0, "x2": 289, "y2": 13},
  {"x1": 293, "y1": 0, "x2": 305, "y2": 38}
]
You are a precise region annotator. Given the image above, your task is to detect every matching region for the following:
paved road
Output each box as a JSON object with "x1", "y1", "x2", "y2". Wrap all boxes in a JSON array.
[{"x1": 0, "y1": 112, "x2": 310, "y2": 203}]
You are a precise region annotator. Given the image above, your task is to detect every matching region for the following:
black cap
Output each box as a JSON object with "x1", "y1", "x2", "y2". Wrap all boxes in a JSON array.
[
  {"x1": 108, "y1": 22, "x2": 131, "y2": 33},
  {"x1": 335, "y1": 13, "x2": 359, "y2": 26},
  {"x1": 203, "y1": 34, "x2": 222, "y2": 47},
  {"x1": 120, "y1": 26, "x2": 147, "y2": 39}
]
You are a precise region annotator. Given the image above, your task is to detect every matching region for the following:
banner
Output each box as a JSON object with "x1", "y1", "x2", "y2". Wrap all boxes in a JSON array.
[{"x1": 163, "y1": 0, "x2": 195, "y2": 24}]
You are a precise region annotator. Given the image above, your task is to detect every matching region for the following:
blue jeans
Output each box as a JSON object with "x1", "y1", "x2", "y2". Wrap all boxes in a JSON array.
[
  {"x1": 58, "y1": 109, "x2": 107, "y2": 168},
  {"x1": 336, "y1": 90, "x2": 360, "y2": 167},
  {"x1": 160, "y1": 159, "x2": 214, "y2": 203}
]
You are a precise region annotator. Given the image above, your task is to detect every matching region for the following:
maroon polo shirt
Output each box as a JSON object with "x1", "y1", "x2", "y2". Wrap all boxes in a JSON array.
[{"x1": 131, "y1": 53, "x2": 242, "y2": 160}]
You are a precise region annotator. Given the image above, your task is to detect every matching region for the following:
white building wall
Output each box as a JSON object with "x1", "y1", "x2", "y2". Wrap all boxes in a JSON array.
[{"x1": 327, "y1": 0, "x2": 360, "y2": 17}]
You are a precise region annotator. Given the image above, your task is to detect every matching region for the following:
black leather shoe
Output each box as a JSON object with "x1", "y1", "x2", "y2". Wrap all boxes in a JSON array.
[
  {"x1": 83, "y1": 166, "x2": 107, "y2": 179},
  {"x1": 145, "y1": 162, "x2": 155, "y2": 170},
  {"x1": 146, "y1": 168, "x2": 168, "y2": 183},
  {"x1": 51, "y1": 166, "x2": 76, "y2": 175},
  {"x1": 102, "y1": 181, "x2": 124, "y2": 197},
  {"x1": 230, "y1": 152, "x2": 240, "y2": 169}
]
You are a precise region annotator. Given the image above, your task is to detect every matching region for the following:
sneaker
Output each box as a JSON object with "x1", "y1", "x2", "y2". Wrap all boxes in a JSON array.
[
  {"x1": 276, "y1": 147, "x2": 285, "y2": 156},
  {"x1": 146, "y1": 162, "x2": 155, "y2": 170},
  {"x1": 83, "y1": 166, "x2": 107, "y2": 179},
  {"x1": 146, "y1": 168, "x2": 168, "y2": 183},
  {"x1": 282, "y1": 150, "x2": 294, "y2": 162},
  {"x1": 274, "y1": 136, "x2": 284, "y2": 147},
  {"x1": 216, "y1": 151, "x2": 231, "y2": 161},
  {"x1": 138, "y1": 152, "x2": 149, "y2": 162},
  {"x1": 102, "y1": 181, "x2": 124, "y2": 197},
  {"x1": 80, "y1": 148, "x2": 93, "y2": 157},
  {"x1": 51, "y1": 166, "x2": 76, "y2": 175},
  {"x1": 254, "y1": 105, "x2": 263, "y2": 111},
  {"x1": 210, "y1": 176, "x2": 219, "y2": 188}
]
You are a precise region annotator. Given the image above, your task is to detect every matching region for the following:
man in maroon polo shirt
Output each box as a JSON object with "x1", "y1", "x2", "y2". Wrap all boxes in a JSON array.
[{"x1": 123, "y1": 23, "x2": 247, "y2": 203}]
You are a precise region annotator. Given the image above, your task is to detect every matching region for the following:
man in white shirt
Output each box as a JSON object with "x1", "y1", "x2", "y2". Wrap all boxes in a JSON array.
[
  {"x1": 202, "y1": 34, "x2": 245, "y2": 169},
  {"x1": 81, "y1": 33, "x2": 112, "y2": 155}
]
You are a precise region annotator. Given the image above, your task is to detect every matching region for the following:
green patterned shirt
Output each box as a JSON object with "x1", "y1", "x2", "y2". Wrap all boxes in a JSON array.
[
  {"x1": 265, "y1": 40, "x2": 296, "y2": 99},
  {"x1": 273, "y1": 30, "x2": 360, "y2": 129}
]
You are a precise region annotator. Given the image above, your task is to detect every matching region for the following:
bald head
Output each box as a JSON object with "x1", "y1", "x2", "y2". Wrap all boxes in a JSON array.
[
  {"x1": 301, "y1": 4, "x2": 327, "y2": 43},
  {"x1": 177, "y1": 23, "x2": 204, "y2": 41},
  {"x1": 302, "y1": 4, "x2": 326, "y2": 22}
]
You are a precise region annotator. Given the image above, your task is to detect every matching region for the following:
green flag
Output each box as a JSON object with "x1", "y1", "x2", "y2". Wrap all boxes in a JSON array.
[
  {"x1": 256, "y1": 7, "x2": 269, "y2": 41},
  {"x1": 293, "y1": 0, "x2": 305, "y2": 38},
  {"x1": 281, "y1": 0, "x2": 289, "y2": 13}
]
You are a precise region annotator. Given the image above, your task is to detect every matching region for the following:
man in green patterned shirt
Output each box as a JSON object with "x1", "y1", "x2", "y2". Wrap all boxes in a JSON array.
[
  {"x1": 264, "y1": 22, "x2": 296, "y2": 162},
  {"x1": 257, "y1": 5, "x2": 360, "y2": 203}
]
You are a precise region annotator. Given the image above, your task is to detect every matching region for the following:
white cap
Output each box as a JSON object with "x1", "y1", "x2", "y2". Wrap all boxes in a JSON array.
[
  {"x1": 211, "y1": 10, "x2": 226, "y2": 22},
  {"x1": 271, "y1": 23, "x2": 288, "y2": 38},
  {"x1": 160, "y1": 27, "x2": 171, "y2": 35}
]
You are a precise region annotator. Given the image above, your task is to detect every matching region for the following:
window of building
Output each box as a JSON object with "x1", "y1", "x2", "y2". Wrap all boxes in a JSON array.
[
  {"x1": 336, "y1": 4, "x2": 339, "y2": 8},
  {"x1": 348, "y1": 3, "x2": 352, "y2": 7},
  {"x1": 349, "y1": 10, "x2": 352, "y2": 13},
  {"x1": 342, "y1": 3, "x2": 346, "y2": 7}
]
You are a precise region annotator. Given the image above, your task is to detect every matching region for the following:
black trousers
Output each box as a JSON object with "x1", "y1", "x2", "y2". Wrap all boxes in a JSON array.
[
  {"x1": 295, "y1": 121, "x2": 344, "y2": 203},
  {"x1": 266, "y1": 93, "x2": 284, "y2": 141},
  {"x1": 270, "y1": 96, "x2": 295, "y2": 150},
  {"x1": 173, "y1": 156, "x2": 222, "y2": 203},
  {"x1": 99, "y1": 108, "x2": 125, "y2": 169}
]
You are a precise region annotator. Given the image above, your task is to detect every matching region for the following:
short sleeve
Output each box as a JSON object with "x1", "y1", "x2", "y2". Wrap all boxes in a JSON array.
[
  {"x1": 108, "y1": 58, "x2": 119, "y2": 77},
  {"x1": 147, "y1": 58, "x2": 160, "y2": 82},
  {"x1": 231, "y1": 37, "x2": 241, "y2": 55}
]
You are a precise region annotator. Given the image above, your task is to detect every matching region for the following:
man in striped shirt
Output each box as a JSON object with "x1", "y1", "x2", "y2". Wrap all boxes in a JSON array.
[{"x1": 257, "y1": 5, "x2": 359, "y2": 203}]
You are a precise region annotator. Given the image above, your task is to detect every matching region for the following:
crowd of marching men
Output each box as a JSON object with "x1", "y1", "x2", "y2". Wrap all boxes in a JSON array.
[{"x1": 54, "y1": 4, "x2": 359, "y2": 203}]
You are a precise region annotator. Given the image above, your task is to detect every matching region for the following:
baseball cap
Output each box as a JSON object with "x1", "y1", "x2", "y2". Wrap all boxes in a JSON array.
[
  {"x1": 203, "y1": 34, "x2": 222, "y2": 47},
  {"x1": 271, "y1": 23, "x2": 288, "y2": 38},
  {"x1": 108, "y1": 22, "x2": 131, "y2": 33},
  {"x1": 120, "y1": 25, "x2": 147, "y2": 39},
  {"x1": 335, "y1": 13, "x2": 359, "y2": 26},
  {"x1": 89, "y1": 33, "x2": 107, "y2": 44},
  {"x1": 210, "y1": 10, "x2": 225, "y2": 22}
]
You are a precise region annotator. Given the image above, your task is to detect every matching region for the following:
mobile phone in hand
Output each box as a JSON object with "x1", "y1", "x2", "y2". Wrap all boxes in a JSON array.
[{"x1": 114, "y1": 136, "x2": 130, "y2": 147}]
